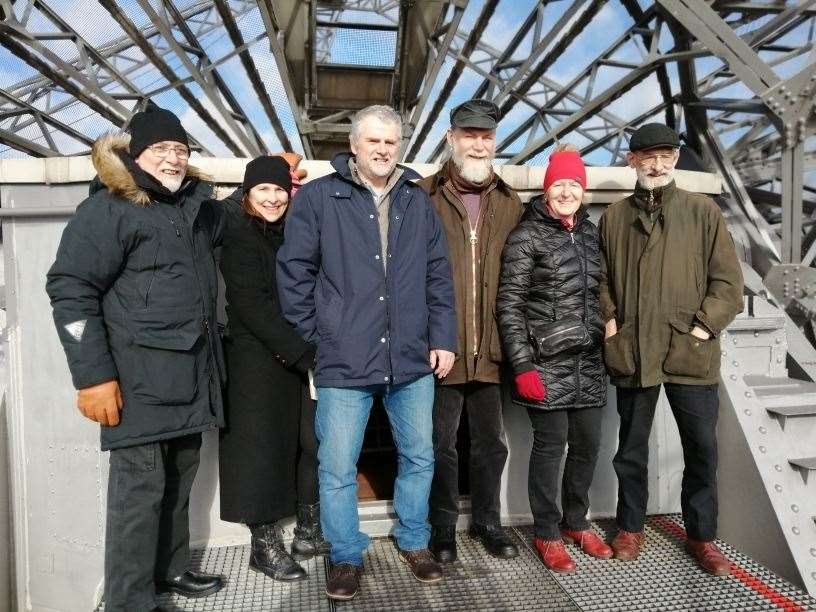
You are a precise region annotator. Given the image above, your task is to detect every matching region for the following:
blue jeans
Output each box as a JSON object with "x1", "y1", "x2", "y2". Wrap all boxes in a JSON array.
[{"x1": 315, "y1": 374, "x2": 435, "y2": 566}]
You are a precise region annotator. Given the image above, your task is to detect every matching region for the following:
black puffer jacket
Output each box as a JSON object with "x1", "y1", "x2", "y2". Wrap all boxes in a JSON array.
[{"x1": 497, "y1": 197, "x2": 606, "y2": 410}]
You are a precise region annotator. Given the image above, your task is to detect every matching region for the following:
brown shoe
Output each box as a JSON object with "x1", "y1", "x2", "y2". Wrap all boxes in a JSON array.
[
  {"x1": 610, "y1": 529, "x2": 645, "y2": 561},
  {"x1": 325, "y1": 563, "x2": 362, "y2": 600},
  {"x1": 398, "y1": 548, "x2": 444, "y2": 583},
  {"x1": 687, "y1": 539, "x2": 731, "y2": 576}
]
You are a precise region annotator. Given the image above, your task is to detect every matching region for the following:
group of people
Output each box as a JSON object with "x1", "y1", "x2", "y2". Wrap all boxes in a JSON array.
[{"x1": 45, "y1": 97, "x2": 743, "y2": 611}]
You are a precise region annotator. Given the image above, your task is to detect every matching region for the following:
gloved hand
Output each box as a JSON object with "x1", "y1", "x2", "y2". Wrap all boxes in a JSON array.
[
  {"x1": 77, "y1": 379, "x2": 123, "y2": 426},
  {"x1": 273, "y1": 152, "x2": 307, "y2": 196},
  {"x1": 515, "y1": 370, "x2": 546, "y2": 402}
]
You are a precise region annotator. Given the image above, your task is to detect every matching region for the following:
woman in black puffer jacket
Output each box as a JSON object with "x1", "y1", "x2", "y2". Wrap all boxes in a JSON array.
[{"x1": 497, "y1": 145, "x2": 610, "y2": 573}]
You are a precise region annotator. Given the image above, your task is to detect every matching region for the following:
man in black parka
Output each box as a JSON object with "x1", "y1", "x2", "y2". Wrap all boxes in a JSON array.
[{"x1": 46, "y1": 102, "x2": 225, "y2": 612}]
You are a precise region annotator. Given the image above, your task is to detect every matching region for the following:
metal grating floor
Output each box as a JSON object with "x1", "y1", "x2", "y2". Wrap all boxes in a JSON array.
[{"x1": 100, "y1": 515, "x2": 816, "y2": 611}]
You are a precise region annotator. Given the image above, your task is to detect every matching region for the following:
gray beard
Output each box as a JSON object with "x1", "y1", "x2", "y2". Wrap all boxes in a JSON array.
[
  {"x1": 636, "y1": 167, "x2": 674, "y2": 191},
  {"x1": 452, "y1": 150, "x2": 493, "y2": 184},
  {"x1": 159, "y1": 173, "x2": 185, "y2": 193}
]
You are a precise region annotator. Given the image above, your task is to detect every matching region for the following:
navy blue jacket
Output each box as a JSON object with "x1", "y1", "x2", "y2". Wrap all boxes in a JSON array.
[{"x1": 277, "y1": 153, "x2": 457, "y2": 387}]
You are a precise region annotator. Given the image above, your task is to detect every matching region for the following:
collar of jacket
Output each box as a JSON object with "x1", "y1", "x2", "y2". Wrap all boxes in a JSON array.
[
  {"x1": 632, "y1": 179, "x2": 677, "y2": 212},
  {"x1": 427, "y1": 159, "x2": 512, "y2": 198},
  {"x1": 90, "y1": 132, "x2": 209, "y2": 206},
  {"x1": 526, "y1": 194, "x2": 589, "y2": 229},
  {"x1": 330, "y1": 151, "x2": 420, "y2": 190}
]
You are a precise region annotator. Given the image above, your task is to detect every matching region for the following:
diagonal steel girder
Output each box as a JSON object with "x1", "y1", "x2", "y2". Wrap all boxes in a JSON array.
[
  {"x1": 133, "y1": 0, "x2": 260, "y2": 156},
  {"x1": 502, "y1": 11, "x2": 696, "y2": 164},
  {"x1": 420, "y1": 0, "x2": 632, "y2": 163},
  {"x1": 98, "y1": 0, "x2": 247, "y2": 157},
  {"x1": 404, "y1": 0, "x2": 500, "y2": 161},
  {"x1": 0, "y1": 0, "x2": 234, "y2": 156},
  {"x1": 157, "y1": 0, "x2": 268, "y2": 155},
  {"x1": 400, "y1": 0, "x2": 467, "y2": 154},
  {"x1": 256, "y1": 0, "x2": 313, "y2": 158},
  {"x1": 213, "y1": 0, "x2": 292, "y2": 151},
  {"x1": 0, "y1": 86, "x2": 95, "y2": 155}
]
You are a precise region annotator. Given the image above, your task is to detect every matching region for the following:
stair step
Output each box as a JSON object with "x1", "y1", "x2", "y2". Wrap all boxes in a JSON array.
[
  {"x1": 789, "y1": 457, "x2": 816, "y2": 484},
  {"x1": 765, "y1": 404, "x2": 816, "y2": 417},
  {"x1": 744, "y1": 375, "x2": 812, "y2": 390}
]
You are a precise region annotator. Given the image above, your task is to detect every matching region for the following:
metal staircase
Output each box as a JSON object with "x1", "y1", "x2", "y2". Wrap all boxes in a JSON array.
[{"x1": 718, "y1": 285, "x2": 816, "y2": 596}]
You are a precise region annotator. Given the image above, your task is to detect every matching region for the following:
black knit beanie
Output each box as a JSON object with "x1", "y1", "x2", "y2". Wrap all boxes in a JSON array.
[
  {"x1": 243, "y1": 155, "x2": 293, "y2": 195},
  {"x1": 128, "y1": 100, "x2": 189, "y2": 158}
]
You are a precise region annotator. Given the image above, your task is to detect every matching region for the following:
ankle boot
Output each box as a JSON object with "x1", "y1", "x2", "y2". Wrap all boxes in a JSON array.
[
  {"x1": 249, "y1": 523, "x2": 308, "y2": 581},
  {"x1": 291, "y1": 503, "x2": 331, "y2": 560}
]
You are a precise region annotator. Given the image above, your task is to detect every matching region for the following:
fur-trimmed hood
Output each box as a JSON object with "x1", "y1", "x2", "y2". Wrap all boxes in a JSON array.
[{"x1": 91, "y1": 133, "x2": 209, "y2": 206}]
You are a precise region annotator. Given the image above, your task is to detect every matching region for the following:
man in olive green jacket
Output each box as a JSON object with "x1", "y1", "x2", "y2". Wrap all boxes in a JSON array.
[
  {"x1": 598, "y1": 123, "x2": 743, "y2": 576},
  {"x1": 417, "y1": 99, "x2": 523, "y2": 563}
]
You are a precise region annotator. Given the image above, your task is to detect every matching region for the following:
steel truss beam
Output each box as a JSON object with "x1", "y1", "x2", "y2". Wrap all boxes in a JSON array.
[{"x1": 0, "y1": 0, "x2": 266, "y2": 156}]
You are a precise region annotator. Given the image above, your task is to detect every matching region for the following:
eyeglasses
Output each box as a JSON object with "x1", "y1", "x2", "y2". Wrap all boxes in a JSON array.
[{"x1": 147, "y1": 144, "x2": 190, "y2": 159}]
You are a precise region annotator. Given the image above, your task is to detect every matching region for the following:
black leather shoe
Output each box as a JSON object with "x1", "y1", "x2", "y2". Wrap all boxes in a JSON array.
[
  {"x1": 156, "y1": 571, "x2": 223, "y2": 598},
  {"x1": 469, "y1": 524, "x2": 519, "y2": 559},
  {"x1": 429, "y1": 525, "x2": 457, "y2": 563}
]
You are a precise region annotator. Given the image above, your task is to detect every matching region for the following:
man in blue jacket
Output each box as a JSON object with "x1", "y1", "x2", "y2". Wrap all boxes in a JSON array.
[{"x1": 278, "y1": 105, "x2": 457, "y2": 601}]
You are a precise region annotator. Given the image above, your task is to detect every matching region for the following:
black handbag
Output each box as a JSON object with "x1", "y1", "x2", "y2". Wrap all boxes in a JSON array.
[{"x1": 528, "y1": 315, "x2": 594, "y2": 361}]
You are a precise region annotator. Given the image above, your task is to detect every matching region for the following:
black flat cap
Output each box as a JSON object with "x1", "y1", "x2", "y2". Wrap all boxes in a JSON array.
[
  {"x1": 629, "y1": 123, "x2": 680, "y2": 152},
  {"x1": 450, "y1": 99, "x2": 499, "y2": 129}
]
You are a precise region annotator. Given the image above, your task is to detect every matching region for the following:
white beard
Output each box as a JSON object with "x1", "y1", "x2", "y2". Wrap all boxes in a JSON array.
[
  {"x1": 159, "y1": 172, "x2": 185, "y2": 193},
  {"x1": 452, "y1": 150, "x2": 493, "y2": 184},
  {"x1": 635, "y1": 167, "x2": 674, "y2": 191}
]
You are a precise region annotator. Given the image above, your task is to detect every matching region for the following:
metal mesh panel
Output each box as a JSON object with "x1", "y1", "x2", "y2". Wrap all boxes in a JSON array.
[{"x1": 317, "y1": 25, "x2": 397, "y2": 68}]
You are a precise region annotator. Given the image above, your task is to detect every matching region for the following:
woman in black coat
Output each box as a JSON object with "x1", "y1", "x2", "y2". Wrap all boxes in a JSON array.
[
  {"x1": 218, "y1": 155, "x2": 329, "y2": 582},
  {"x1": 497, "y1": 145, "x2": 611, "y2": 573}
]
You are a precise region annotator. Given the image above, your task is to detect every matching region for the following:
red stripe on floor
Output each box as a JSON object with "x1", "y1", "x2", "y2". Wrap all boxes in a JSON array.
[{"x1": 651, "y1": 515, "x2": 804, "y2": 612}]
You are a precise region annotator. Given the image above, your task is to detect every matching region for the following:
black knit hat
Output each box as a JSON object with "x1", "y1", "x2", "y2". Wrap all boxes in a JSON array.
[
  {"x1": 629, "y1": 123, "x2": 680, "y2": 152},
  {"x1": 128, "y1": 100, "x2": 189, "y2": 158},
  {"x1": 243, "y1": 155, "x2": 293, "y2": 195}
]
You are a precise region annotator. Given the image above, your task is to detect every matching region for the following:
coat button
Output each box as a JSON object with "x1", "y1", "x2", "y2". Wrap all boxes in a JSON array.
[
  {"x1": 375, "y1": 255, "x2": 380, "y2": 260},
  {"x1": 335, "y1": 191, "x2": 340, "y2": 196},
  {"x1": 384, "y1": 376, "x2": 390, "y2": 382},
  {"x1": 379, "y1": 296, "x2": 385, "y2": 301},
  {"x1": 369, "y1": 214, "x2": 375, "y2": 219},
  {"x1": 380, "y1": 337, "x2": 386, "y2": 343},
  {"x1": 395, "y1": 216, "x2": 400, "y2": 220}
]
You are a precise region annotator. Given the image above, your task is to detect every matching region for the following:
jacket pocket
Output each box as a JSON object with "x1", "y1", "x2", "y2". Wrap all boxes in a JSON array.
[
  {"x1": 603, "y1": 323, "x2": 636, "y2": 377},
  {"x1": 489, "y1": 310, "x2": 503, "y2": 362},
  {"x1": 663, "y1": 319, "x2": 715, "y2": 379},
  {"x1": 316, "y1": 294, "x2": 343, "y2": 342},
  {"x1": 130, "y1": 317, "x2": 202, "y2": 405}
]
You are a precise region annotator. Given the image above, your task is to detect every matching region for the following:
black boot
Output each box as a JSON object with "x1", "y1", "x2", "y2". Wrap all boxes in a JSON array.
[
  {"x1": 249, "y1": 523, "x2": 308, "y2": 581},
  {"x1": 429, "y1": 525, "x2": 457, "y2": 563},
  {"x1": 291, "y1": 503, "x2": 331, "y2": 560}
]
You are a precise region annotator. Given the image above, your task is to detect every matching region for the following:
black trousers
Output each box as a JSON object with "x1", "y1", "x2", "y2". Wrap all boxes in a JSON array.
[
  {"x1": 104, "y1": 433, "x2": 202, "y2": 612},
  {"x1": 613, "y1": 383, "x2": 719, "y2": 541},
  {"x1": 429, "y1": 382, "x2": 508, "y2": 527},
  {"x1": 527, "y1": 406, "x2": 603, "y2": 540}
]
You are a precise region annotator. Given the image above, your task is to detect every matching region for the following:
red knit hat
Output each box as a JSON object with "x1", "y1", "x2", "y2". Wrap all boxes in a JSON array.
[{"x1": 543, "y1": 150, "x2": 587, "y2": 193}]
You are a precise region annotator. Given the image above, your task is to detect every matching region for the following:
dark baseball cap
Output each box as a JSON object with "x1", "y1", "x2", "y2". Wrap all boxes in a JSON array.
[
  {"x1": 450, "y1": 99, "x2": 499, "y2": 130},
  {"x1": 629, "y1": 123, "x2": 680, "y2": 152}
]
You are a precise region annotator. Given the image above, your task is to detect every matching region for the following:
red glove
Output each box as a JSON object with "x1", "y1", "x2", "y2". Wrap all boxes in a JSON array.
[{"x1": 515, "y1": 370, "x2": 546, "y2": 401}]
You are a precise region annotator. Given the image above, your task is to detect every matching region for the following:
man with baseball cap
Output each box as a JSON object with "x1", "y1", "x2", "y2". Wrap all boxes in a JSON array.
[
  {"x1": 417, "y1": 99, "x2": 523, "y2": 563},
  {"x1": 47, "y1": 101, "x2": 226, "y2": 610},
  {"x1": 598, "y1": 123, "x2": 743, "y2": 575}
]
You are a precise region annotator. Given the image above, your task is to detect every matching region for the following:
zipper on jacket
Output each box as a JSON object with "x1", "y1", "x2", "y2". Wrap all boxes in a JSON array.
[{"x1": 469, "y1": 227, "x2": 478, "y2": 359}]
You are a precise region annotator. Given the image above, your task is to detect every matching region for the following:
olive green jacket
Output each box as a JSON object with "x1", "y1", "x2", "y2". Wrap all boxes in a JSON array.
[{"x1": 598, "y1": 181, "x2": 743, "y2": 388}]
